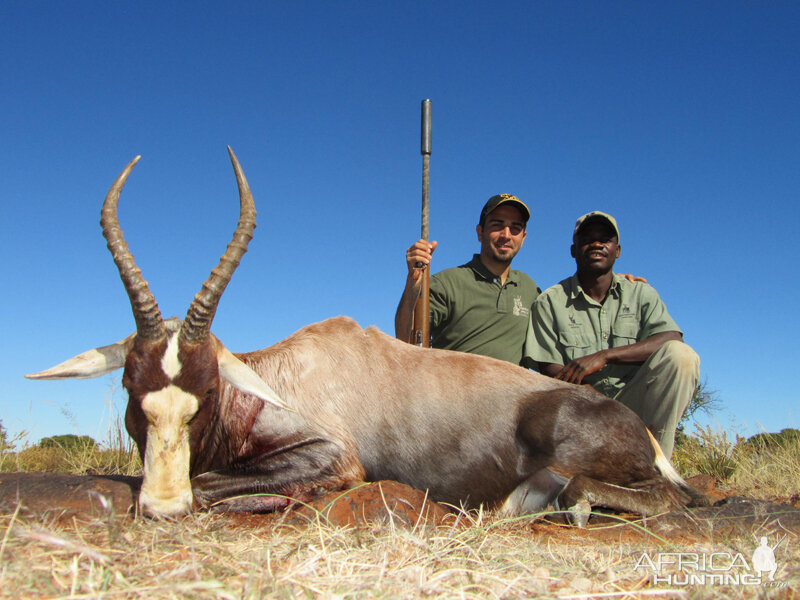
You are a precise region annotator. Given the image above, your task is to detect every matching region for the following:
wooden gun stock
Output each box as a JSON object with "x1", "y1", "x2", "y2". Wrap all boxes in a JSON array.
[{"x1": 411, "y1": 267, "x2": 430, "y2": 346}]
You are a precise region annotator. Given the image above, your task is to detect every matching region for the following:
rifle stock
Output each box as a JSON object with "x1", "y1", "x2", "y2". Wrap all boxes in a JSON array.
[
  {"x1": 411, "y1": 269, "x2": 430, "y2": 346},
  {"x1": 411, "y1": 99, "x2": 432, "y2": 347}
]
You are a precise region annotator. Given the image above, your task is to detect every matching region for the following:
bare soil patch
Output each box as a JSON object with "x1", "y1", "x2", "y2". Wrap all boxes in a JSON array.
[{"x1": 3, "y1": 472, "x2": 799, "y2": 544}]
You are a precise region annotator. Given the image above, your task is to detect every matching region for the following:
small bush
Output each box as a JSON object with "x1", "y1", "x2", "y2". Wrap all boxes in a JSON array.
[
  {"x1": 39, "y1": 434, "x2": 97, "y2": 451},
  {"x1": 745, "y1": 428, "x2": 800, "y2": 450},
  {"x1": 673, "y1": 426, "x2": 743, "y2": 481}
]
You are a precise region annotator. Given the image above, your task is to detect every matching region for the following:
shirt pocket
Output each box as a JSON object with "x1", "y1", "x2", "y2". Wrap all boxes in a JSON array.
[
  {"x1": 609, "y1": 323, "x2": 639, "y2": 348},
  {"x1": 558, "y1": 330, "x2": 594, "y2": 361}
]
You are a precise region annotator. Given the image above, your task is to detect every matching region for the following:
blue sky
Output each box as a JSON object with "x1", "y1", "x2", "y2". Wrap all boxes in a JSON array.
[{"x1": 2, "y1": 2, "x2": 797, "y2": 445}]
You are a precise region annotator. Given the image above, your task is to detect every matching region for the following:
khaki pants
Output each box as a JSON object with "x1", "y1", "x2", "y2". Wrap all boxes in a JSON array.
[{"x1": 614, "y1": 340, "x2": 700, "y2": 458}]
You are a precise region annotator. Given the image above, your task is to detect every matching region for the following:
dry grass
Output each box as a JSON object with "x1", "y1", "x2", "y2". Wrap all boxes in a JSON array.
[
  {"x1": 0, "y1": 444, "x2": 141, "y2": 476},
  {"x1": 1, "y1": 416, "x2": 140, "y2": 477},
  {"x1": 1, "y1": 427, "x2": 798, "y2": 598},
  {"x1": 1, "y1": 506, "x2": 797, "y2": 599},
  {"x1": 674, "y1": 426, "x2": 800, "y2": 502},
  {"x1": 728, "y1": 435, "x2": 800, "y2": 501}
]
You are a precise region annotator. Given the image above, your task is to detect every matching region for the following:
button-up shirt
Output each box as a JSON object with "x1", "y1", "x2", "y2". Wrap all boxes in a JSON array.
[{"x1": 523, "y1": 273, "x2": 680, "y2": 397}]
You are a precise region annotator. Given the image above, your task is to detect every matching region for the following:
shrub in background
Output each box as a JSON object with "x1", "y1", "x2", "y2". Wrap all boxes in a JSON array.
[{"x1": 39, "y1": 434, "x2": 97, "y2": 451}]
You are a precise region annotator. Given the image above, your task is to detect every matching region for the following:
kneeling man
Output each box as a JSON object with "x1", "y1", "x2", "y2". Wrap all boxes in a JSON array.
[{"x1": 523, "y1": 211, "x2": 699, "y2": 457}]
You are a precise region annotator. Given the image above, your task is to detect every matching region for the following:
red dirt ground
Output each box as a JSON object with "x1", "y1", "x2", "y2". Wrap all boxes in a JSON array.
[{"x1": 2, "y1": 472, "x2": 799, "y2": 544}]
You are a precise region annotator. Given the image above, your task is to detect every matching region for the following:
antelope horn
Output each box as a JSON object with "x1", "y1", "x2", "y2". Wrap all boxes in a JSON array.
[
  {"x1": 180, "y1": 147, "x2": 256, "y2": 345},
  {"x1": 101, "y1": 156, "x2": 166, "y2": 341}
]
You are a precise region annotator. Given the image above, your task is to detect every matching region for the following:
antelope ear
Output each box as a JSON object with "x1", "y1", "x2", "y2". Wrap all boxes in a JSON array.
[
  {"x1": 216, "y1": 346, "x2": 292, "y2": 412},
  {"x1": 25, "y1": 334, "x2": 136, "y2": 380}
]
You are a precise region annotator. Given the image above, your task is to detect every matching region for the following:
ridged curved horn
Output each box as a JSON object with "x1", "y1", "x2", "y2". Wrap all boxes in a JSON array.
[
  {"x1": 180, "y1": 147, "x2": 256, "y2": 345},
  {"x1": 101, "y1": 156, "x2": 166, "y2": 341}
]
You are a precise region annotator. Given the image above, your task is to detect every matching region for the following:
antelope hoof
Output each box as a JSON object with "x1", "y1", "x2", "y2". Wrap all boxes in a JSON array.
[{"x1": 566, "y1": 498, "x2": 592, "y2": 528}]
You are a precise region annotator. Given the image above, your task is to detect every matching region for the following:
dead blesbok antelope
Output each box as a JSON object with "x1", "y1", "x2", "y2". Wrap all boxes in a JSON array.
[{"x1": 27, "y1": 148, "x2": 706, "y2": 524}]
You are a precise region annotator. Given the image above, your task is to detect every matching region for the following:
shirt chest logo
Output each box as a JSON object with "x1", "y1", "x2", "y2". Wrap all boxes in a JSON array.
[{"x1": 512, "y1": 296, "x2": 529, "y2": 317}]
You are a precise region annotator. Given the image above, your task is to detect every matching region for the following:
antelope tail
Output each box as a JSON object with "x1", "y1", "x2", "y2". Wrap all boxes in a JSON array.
[{"x1": 647, "y1": 429, "x2": 710, "y2": 507}]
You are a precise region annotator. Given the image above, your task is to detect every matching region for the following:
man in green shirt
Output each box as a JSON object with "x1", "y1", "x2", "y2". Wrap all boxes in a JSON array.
[
  {"x1": 395, "y1": 194, "x2": 540, "y2": 365},
  {"x1": 523, "y1": 211, "x2": 699, "y2": 457}
]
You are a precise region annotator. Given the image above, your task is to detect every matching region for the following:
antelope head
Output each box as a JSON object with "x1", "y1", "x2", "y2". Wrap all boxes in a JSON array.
[{"x1": 26, "y1": 148, "x2": 288, "y2": 518}]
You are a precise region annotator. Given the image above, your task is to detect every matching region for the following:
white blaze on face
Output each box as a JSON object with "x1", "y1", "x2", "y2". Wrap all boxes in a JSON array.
[
  {"x1": 138, "y1": 385, "x2": 199, "y2": 517},
  {"x1": 161, "y1": 330, "x2": 182, "y2": 379},
  {"x1": 138, "y1": 332, "x2": 198, "y2": 517}
]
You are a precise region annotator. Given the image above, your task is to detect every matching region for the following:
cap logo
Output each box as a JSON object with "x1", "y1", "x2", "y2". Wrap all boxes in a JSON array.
[{"x1": 480, "y1": 194, "x2": 530, "y2": 225}]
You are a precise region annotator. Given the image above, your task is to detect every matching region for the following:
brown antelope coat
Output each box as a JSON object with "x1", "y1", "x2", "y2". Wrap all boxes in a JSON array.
[{"x1": 28, "y1": 149, "x2": 704, "y2": 523}]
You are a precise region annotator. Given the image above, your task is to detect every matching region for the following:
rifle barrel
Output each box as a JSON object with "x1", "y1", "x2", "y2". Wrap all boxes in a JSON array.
[
  {"x1": 421, "y1": 99, "x2": 432, "y2": 241},
  {"x1": 413, "y1": 99, "x2": 432, "y2": 347}
]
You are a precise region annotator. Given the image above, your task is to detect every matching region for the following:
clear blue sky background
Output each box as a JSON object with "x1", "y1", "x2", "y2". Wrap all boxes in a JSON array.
[{"x1": 2, "y1": 2, "x2": 797, "y2": 446}]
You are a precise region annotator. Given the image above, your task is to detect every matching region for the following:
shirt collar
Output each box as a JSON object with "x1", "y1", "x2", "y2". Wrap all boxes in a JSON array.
[
  {"x1": 467, "y1": 254, "x2": 519, "y2": 285},
  {"x1": 567, "y1": 272, "x2": 621, "y2": 303}
]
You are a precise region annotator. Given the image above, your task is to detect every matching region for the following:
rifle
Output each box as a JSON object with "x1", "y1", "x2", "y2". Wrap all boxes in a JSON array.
[{"x1": 411, "y1": 99, "x2": 432, "y2": 347}]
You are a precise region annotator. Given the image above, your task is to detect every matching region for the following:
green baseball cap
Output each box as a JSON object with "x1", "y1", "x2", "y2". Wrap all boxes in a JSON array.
[
  {"x1": 479, "y1": 194, "x2": 530, "y2": 226},
  {"x1": 573, "y1": 211, "x2": 620, "y2": 243}
]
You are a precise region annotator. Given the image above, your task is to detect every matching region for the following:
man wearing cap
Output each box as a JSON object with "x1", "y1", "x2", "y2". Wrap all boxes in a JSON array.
[
  {"x1": 395, "y1": 194, "x2": 540, "y2": 365},
  {"x1": 522, "y1": 211, "x2": 699, "y2": 457}
]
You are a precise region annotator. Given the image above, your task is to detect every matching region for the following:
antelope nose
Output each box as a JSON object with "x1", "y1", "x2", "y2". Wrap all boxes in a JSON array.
[{"x1": 138, "y1": 489, "x2": 194, "y2": 519}]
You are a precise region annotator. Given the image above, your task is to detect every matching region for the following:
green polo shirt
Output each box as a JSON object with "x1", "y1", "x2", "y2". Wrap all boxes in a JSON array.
[
  {"x1": 429, "y1": 255, "x2": 540, "y2": 365},
  {"x1": 524, "y1": 273, "x2": 681, "y2": 397}
]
